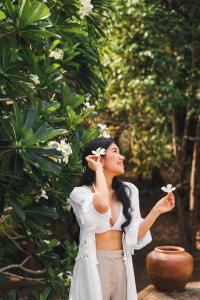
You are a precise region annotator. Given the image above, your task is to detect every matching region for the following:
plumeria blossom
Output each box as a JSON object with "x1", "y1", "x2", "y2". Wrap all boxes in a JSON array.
[
  {"x1": 97, "y1": 123, "x2": 111, "y2": 138},
  {"x1": 79, "y1": 0, "x2": 93, "y2": 19},
  {"x1": 48, "y1": 139, "x2": 72, "y2": 164},
  {"x1": 92, "y1": 147, "x2": 106, "y2": 157},
  {"x1": 101, "y1": 132, "x2": 111, "y2": 138},
  {"x1": 161, "y1": 184, "x2": 176, "y2": 194},
  {"x1": 97, "y1": 123, "x2": 107, "y2": 131},
  {"x1": 40, "y1": 189, "x2": 48, "y2": 199},
  {"x1": 49, "y1": 49, "x2": 64, "y2": 60},
  {"x1": 30, "y1": 74, "x2": 40, "y2": 85},
  {"x1": 83, "y1": 101, "x2": 95, "y2": 110}
]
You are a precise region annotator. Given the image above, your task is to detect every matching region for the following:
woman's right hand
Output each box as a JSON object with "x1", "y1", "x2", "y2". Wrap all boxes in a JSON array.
[{"x1": 85, "y1": 155, "x2": 103, "y2": 172}]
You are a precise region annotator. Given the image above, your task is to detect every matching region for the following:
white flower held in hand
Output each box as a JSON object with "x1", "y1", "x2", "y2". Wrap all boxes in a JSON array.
[
  {"x1": 92, "y1": 147, "x2": 106, "y2": 157},
  {"x1": 161, "y1": 184, "x2": 176, "y2": 193}
]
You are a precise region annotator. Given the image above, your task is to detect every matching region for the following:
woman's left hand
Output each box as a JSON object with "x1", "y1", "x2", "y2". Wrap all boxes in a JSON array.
[{"x1": 153, "y1": 192, "x2": 175, "y2": 215}]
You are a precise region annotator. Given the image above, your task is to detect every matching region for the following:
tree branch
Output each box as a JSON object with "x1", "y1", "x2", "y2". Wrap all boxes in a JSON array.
[
  {"x1": 0, "y1": 256, "x2": 46, "y2": 275},
  {"x1": 0, "y1": 31, "x2": 16, "y2": 39},
  {"x1": 2, "y1": 228, "x2": 29, "y2": 255}
]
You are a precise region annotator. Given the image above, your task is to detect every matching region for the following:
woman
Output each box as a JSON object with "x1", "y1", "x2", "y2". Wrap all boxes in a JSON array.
[{"x1": 68, "y1": 137, "x2": 175, "y2": 300}]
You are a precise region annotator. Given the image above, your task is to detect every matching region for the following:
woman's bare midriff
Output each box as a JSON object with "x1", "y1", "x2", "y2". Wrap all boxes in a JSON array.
[{"x1": 95, "y1": 230, "x2": 123, "y2": 250}]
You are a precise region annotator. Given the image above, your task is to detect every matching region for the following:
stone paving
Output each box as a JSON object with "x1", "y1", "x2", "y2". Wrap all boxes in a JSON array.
[{"x1": 138, "y1": 282, "x2": 200, "y2": 300}]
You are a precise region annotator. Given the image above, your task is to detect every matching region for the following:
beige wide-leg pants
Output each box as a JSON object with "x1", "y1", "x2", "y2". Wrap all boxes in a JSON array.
[{"x1": 96, "y1": 250, "x2": 127, "y2": 300}]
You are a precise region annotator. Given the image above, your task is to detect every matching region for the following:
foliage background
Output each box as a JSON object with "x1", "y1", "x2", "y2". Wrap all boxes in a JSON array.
[
  {"x1": 0, "y1": 0, "x2": 113, "y2": 298},
  {"x1": 1, "y1": 0, "x2": 200, "y2": 298},
  {"x1": 101, "y1": 0, "x2": 200, "y2": 251}
]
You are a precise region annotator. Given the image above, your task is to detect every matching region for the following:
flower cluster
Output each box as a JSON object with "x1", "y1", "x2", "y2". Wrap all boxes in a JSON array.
[
  {"x1": 35, "y1": 188, "x2": 48, "y2": 202},
  {"x1": 83, "y1": 101, "x2": 95, "y2": 109},
  {"x1": 48, "y1": 139, "x2": 72, "y2": 164},
  {"x1": 83, "y1": 95, "x2": 95, "y2": 110},
  {"x1": 161, "y1": 184, "x2": 176, "y2": 193},
  {"x1": 79, "y1": 0, "x2": 93, "y2": 19},
  {"x1": 49, "y1": 49, "x2": 64, "y2": 60},
  {"x1": 97, "y1": 123, "x2": 111, "y2": 138},
  {"x1": 30, "y1": 74, "x2": 40, "y2": 85}
]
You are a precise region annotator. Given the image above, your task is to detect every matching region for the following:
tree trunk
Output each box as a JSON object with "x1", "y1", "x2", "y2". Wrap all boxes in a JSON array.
[
  {"x1": 172, "y1": 112, "x2": 189, "y2": 247},
  {"x1": 189, "y1": 114, "x2": 200, "y2": 252}
]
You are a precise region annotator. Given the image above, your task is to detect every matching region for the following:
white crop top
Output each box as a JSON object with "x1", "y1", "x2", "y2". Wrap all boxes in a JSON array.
[{"x1": 70, "y1": 184, "x2": 127, "y2": 234}]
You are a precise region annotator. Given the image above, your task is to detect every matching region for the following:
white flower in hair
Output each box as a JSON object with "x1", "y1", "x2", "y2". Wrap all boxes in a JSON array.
[
  {"x1": 92, "y1": 147, "x2": 106, "y2": 157},
  {"x1": 161, "y1": 184, "x2": 176, "y2": 193}
]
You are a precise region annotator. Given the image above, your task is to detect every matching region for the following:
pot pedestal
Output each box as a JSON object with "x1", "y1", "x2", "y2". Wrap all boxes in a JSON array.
[{"x1": 138, "y1": 282, "x2": 200, "y2": 300}]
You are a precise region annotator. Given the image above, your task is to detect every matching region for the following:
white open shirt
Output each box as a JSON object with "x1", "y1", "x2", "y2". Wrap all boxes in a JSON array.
[{"x1": 68, "y1": 181, "x2": 152, "y2": 300}]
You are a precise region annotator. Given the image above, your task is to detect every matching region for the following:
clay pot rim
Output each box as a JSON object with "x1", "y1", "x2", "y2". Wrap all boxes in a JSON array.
[{"x1": 155, "y1": 246, "x2": 185, "y2": 253}]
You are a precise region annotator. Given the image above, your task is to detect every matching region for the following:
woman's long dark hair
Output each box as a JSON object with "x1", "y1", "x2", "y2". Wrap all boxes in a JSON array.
[{"x1": 69, "y1": 137, "x2": 133, "y2": 245}]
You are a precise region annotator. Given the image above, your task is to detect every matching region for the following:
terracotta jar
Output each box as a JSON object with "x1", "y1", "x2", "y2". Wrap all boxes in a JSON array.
[{"x1": 146, "y1": 246, "x2": 193, "y2": 292}]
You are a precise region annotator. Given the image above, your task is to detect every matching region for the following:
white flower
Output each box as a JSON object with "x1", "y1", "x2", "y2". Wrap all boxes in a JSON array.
[
  {"x1": 59, "y1": 139, "x2": 72, "y2": 155},
  {"x1": 43, "y1": 240, "x2": 50, "y2": 244},
  {"x1": 161, "y1": 184, "x2": 176, "y2": 193},
  {"x1": 97, "y1": 123, "x2": 111, "y2": 138},
  {"x1": 92, "y1": 147, "x2": 106, "y2": 157},
  {"x1": 49, "y1": 49, "x2": 64, "y2": 60},
  {"x1": 83, "y1": 101, "x2": 91, "y2": 108},
  {"x1": 97, "y1": 123, "x2": 107, "y2": 131},
  {"x1": 63, "y1": 201, "x2": 72, "y2": 212},
  {"x1": 67, "y1": 274, "x2": 72, "y2": 280},
  {"x1": 101, "y1": 132, "x2": 111, "y2": 138},
  {"x1": 79, "y1": 0, "x2": 93, "y2": 19},
  {"x1": 83, "y1": 101, "x2": 95, "y2": 109},
  {"x1": 48, "y1": 140, "x2": 72, "y2": 165},
  {"x1": 30, "y1": 74, "x2": 40, "y2": 85},
  {"x1": 40, "y1": 189, "x2": 48, "y2": 199},
  {"x1": 58, "y1": 272, "x2": 64, "y2": 279}
]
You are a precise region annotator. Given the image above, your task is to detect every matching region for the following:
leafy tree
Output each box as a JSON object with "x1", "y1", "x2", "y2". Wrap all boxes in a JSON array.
[
  {"x1": 0, "y1": 0, "x2": 113, "y2": 298},
  {"x1": 102, "y1": 0, "x2": 200, "y2": 251}
]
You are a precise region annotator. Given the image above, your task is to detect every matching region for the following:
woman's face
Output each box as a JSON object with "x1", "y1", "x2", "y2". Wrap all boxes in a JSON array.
[{"x1": 101, "y1": 143, "x2": 125, "y2": 176}]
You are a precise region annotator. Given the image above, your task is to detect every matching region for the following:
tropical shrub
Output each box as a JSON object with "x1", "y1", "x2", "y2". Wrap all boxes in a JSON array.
[{"x1": 0, "y1": 0, "x2": 113, "y2": 298}]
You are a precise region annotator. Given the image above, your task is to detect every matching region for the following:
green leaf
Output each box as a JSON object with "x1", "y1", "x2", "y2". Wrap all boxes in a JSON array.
[
  {"x1": 18, "y1": 0, "x2": 51, "y2": 29},
  {"x1": 12, "y1": 101, "x2": 23, "y2": 140},
  {"x1": 25, "y1": 206, "x2": 58, "y2": 219},
  {"x1": 46, "y1": 102, "x2": 60, "y2": 113},
  {"x1": 24, "y1": 108, "x2": 36, "y2": 129},
  {"x1": 27, "y1": 147, "x2": 61, "y2": 156},
  {"x1": 34, "y1": 123, "x2": 67, "y2": 142},
  {"x1": 10, "y1": 198, "x2": 26, "y2": 221},
  {"x1": 49, "y1": 39, "x2": 60, "y2": 51},
  {"x1": 61, "y1": 82, "x2": 85, "y2": 108},
  {"x1": 30, "y1": 153, "x2": 61, "y2": 174},
  {"x1": 62, "y1": 22, "x2": 87, "y2": 36},
  {"x1": 45, "y1": 63, "x2": 61, "y2": 74},
  {"x1": 8, "y1": 153, "x2": 23, "y2": 176},
  {"x1": 22, "y1": 127, "x2": 37, "y2": 147},
  {"x1": 5, "y1": 0, "x2": 16, "y2": 20},
  {"x1": 21, "y1": 29, "x2": 61, "y2": 39},
  {"x1": 0, "y1": 10, "x2": 6, "y2": 20},
  {"x1": 0, "y1": 118, "x2": 13, "y2": 140}
]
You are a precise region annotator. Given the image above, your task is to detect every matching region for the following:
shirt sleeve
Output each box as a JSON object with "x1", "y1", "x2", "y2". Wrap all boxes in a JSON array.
[
  {"x1": 69, "y1": 186, "x2": 112, "y2": 231},
  {"x1": 123, "y1": 182, "x2": 152, "y2": 253}
]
